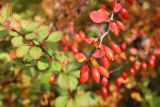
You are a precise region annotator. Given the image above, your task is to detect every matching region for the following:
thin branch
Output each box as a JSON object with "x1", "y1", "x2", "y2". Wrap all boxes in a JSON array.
[
  {"x1": 98, "y1": 12, "x2": 114, "y2": 47},
  {"x1": 109, "y1": 61, "x2": 128, "y2": 74}
]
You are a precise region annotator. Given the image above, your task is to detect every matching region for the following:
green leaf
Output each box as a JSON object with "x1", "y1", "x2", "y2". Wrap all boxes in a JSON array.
[
  {"x1": 57, "y1": 74, "x2": 78, "y2": 91},
  {"x1": 46, "y1": 31, "x2": 63, "y2": 43},
  {"x1": 55, "y1": 86, "x2": 69, "y2": 96},
  {"x1": 55, "y1": 96, "x2": 68, "y2": 107},
  {"x1": 69, "y1": 75, "x2": 78, "y2": 91},
  {"x1": 35, "y1": 25, "x2": 49, "y2": 42},
  {"x1": 75, "y1": 93, "x2": 89, "y2": 107},
  {"x1": 25, "y1": 22, "x2": 40, "y2": 32},
  {"x1": 37, "y1": 59, "x2": 49, "y2": 70},
  {"x1": 16, "y1": 45, "x2": 29, "y2": 58},
  {"x1": 57, "y1": 73, "x2": 70, "y2": 90},
  {"x1": 25, "y1": 33, "x2": 38, "y2": 40},
  {"x1": 29, "y1": 47, "x2": 42, "y2": 60},
  {"x1": 50, "y1": 60, "x2": 61, "y2": 73},
  {"x1": 69, "y1": 70, "x2": 80, "y2": 78},
  {"x1": 39, "y1": 72, "x2": 51, "y2": 85},
  {"x1": 0, "y1": 30, "x2": 8, "y2": 38},
  {"x1": 149, "y1": 97, "x2": 160, "y2": 107},
  {"x1": 23, "y1": 55, "x2": 33, "y2": 62},
  {"x1": 66, "y1": 99, "x2": 77, "y2": 107},
  {"x1": 11, "y1": 36, "x2": 24, "y2": 47},
  {"x1": 0, "y1": 4, "x2": 12, "y2": 23},
  {"x1": 86, "y1": 92, "x2": 97, "y2": 105}
]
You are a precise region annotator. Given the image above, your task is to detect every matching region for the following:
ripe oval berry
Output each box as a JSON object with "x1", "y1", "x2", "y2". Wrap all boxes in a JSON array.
[
  {"x1": 122, "y1": 72, "x2": 127, "y2": 80},
  {"x1": 80, "y1": 65, "x2": 89, "y2": 74},
  {"x1": 102, "y1": 46, "x2": 114, "y2": 61},
  {"x1": 134, "y1": 60, "x2": 141, "y2": 70},
  {"x1": 92, "y1": 68, "x2": 100, "y2": 83},
  {"x1": 101, "y1": 57, "x2": 109, "y2": 70},
  {"x1": 49, "y1": 74, "x2": 55, "y2": 85},
  {"x1": 79, "y1": 71, "x2": 89, "y2": 84},
  {"x1": 98, "y1": 66, "x2": 109, "y2": 78},
  {"x1": 148, "y1": 59, "x2": 155, "y2": 68},
  {"x1": 120, "y1": 7, "x2": 129, "y2": 19},
  {"x1": 101, "y1": 77, "x2": 108, "y2": 86},
  {"x1": 101, "y1": 87, "x2": 108, "y2": 98},
  {"x1": 71, "y1": 44, "x2": 79, "y2": 54},
  {"x1": 116, "y1": 21, "x2": 126, "y2": 30},
  {"x1": 9, "y1": 50, "x2": 16, "y2": 59},
  {"x1": 110, "y1": 41, "x2": 121, "y2": 54},
  {"x1": 79, "y1": 30, "x2": 86, "y2": 40},
  {"x1": 129, "y1": 67, "x2": 135, "y2": 75},
  {"x1": 141, "y1": 62, "x2": 147, "y2": 71},
  {"x1": 116, "y1": 77, "x2": 122, "y2": 87},
  {"x1": 121, "y1": 42, "x2": 127, "y2": 51},
  {"x1": 155, "y1": 48, "x2": 160, "y2": 57},
  {"x1": 149, "y1": 54, "x2": 156, "y2": 61}
]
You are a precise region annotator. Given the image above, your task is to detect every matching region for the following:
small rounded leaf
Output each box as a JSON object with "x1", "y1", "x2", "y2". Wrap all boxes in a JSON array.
[
  {"x1": 37, "y1": 59, "x2": 49, "y2": 70},
  {"x1": 46, "y1": 31, "x2": 63, "y2": 43},
  {"x1": 11, "y1": 36, "x2": 24, "y2": 47},
  {"x1": 16, "y1": 45, "x2": 29, "y2": 58},
  {"x1": 29, "y1": 47, "x2": 42, "y2": 59}
]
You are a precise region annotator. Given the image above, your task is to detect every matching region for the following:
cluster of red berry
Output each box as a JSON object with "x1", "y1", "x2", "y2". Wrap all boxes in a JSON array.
[{"x1": 79, "y1": 0, "x2": 132, "y2": 98}]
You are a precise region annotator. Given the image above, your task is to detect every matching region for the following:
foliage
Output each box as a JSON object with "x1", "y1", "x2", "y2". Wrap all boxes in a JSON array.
[{"x1": 0, "y1": 0, "x2": 160, "y2": 107}]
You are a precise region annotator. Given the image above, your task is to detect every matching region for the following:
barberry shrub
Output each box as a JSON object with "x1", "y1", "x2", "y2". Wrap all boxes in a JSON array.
[{"x1": 0, "y1": 0, "x2": 160, "y2": 107}]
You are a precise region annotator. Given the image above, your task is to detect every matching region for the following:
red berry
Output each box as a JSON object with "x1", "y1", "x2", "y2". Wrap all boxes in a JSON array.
[
  {"x1": 116, "y1": 21, "x2": 126, "y2": 30},
  {"x1": 109, "y1": 21, "x2": 119, "y2": 36},
  {"x1": 116, "y1": 77, "x2": 122, "y2": 87},
  {"x1": 9, "y1": 50, "x2": 16, "y2": 59},
  {"x1": 121, "y1": 42, "x2": 127, "y2": 51},
  {"x1": 101, "y1": 77, "x2": 108, "y2": 86},
  {"x1": 49, "y1": 74, "x2": 55, "y2": 85},
  {"x1": 155, "y1": 48, "x2": 160, "y2": 57},
  {"x1": 148, "y1": 59, "x2": 155, "y2": 68},
  {"x1": 141, "y1": 62, "x2": 147, "y2": 71},
  {"x1": 101, "y1": 87, "x2": 108, "y2": 98},
  {"x1": 102, "y1": 46, "x2": 114, "y2": 61},
  {"x1": 120, "y1": 7, "x2": 129, "y2": 19},
  {"x1": 122, "y1": 72, "x2": 127, "y2": 80},
  {"x1": 149, "y1": 54, "x2": 156, "y2": 61},
  {"x1": 80, "y1": 65, "x2": 89, "y2": 74},
  {"x1": 79, "y1": 30, "x2": 86, "y2": 40},
  {"x1": 101, "y1": 57, "x2": 109, "y2": 70},
  {"x1": 79, "y1": 71, "x2": 89, "y2": 84},
  {"x1": 134, "y1": 60, "x2": 141, "y2": 70},
  {"x1": 98, "y1": 66, "x2": 109, "y2": 78},
  {"x1": 129, "y1": 67, "x2": 135, "y2": 75},
  {"x1": 110, "y1": 41, "x2": 121, "y2": 54},
  {"x1": 71, "y1": 44, "x2": 79, "y2": 54},
  {"x1": 92, "y1": 68, "x2": 100, "y2": 83}
]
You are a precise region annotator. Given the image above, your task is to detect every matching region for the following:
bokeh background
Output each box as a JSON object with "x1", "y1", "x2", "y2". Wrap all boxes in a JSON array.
[{"x1": 0, "y1": 0, "x2": 160, "y2": 107}]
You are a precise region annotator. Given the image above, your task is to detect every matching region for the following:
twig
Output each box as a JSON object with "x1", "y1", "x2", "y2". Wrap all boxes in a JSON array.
[
  {"x1": 109, "y1": 61, "x2": 128, "y2": 74},
  {"x1": 98, "y1": 12, "x2": 114, "y2": 47}
]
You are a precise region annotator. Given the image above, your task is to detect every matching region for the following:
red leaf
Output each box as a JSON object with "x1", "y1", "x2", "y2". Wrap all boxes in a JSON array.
[
  {"x1": 92, "y1": 49, "x2": 105, "y2": 58},
  {"x1": 75, "y1": 53, "x2": 86, "y2": 62},
  {"x1": 89, "y1": 9, "x2": 109, "y2": 23},
  {"x1": 98, "y1": 9, "x2": 109, "y2": 20},
  {"x1": 112, "y1": 1, "x2": 122, "y2": 13}
]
